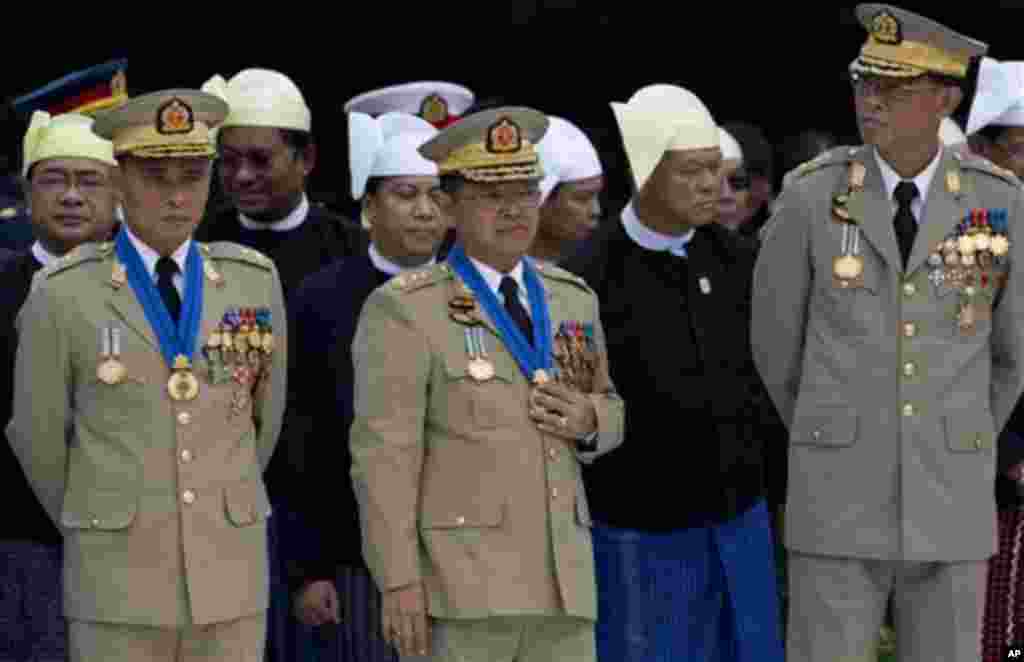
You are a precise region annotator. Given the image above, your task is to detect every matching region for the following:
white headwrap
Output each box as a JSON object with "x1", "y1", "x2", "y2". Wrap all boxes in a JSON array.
[
  {"x1": 611, "y1": 84, "x2": 719, "y2": 191},
  {"x1": 719, "y1": 127, "x2": 743, "y2": 161},
  {"x1": 966, "y1": 57, "x2": 1024, "y2": 134},
  {"x1": 349, "y1": 112, "x2": 439, "y2": 200},
  {"x1": 536, "y1": 116, "x2": 603, "y2": 203},
  {"x1": 23, "y1": 111, "x2": 116, "y2": 177},
  {"x1": 202, "y1": 68, "x2": 312, "y2": 132}
]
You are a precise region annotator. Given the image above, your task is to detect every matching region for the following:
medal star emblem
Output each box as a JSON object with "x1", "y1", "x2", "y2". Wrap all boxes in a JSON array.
[
  {"x1": 156, "y1": 98, "x2": 194, "y2": 135},
  {"x1": 871, "y1": 11, "x2": 902, "y2": 45},
  {"x1": 419, "y1": 93, "x2": 449, "y2": 126},
  {"x1": 487, "y1": 118, "x2": 522, "y2": 154}
]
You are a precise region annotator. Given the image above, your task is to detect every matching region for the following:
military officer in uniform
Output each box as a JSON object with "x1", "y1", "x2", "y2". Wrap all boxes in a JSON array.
[
  {"x1": 350, "y1": 107, "x2": 625, "y2": 661},
  {"x1": 7, "y1": 88, "x2": 287, "y2": 661},
  {"x1": 753, "y1": 6, "x2": 1024, "y2": 662}
]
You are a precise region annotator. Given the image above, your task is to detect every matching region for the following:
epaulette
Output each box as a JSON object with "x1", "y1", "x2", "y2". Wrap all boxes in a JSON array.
[
  {"x1": 956, "y1": 152, "x2": 1020, "y2": 186},
  {"x1": 40, "y1": 241, "x2": 112, "y2": 279},
  {"x1": 782, "y1": 146, "x2": 859, "y2": 188},
  {"x1": 390, "y1": 262, "x2": 454, "y2": 293},
  {"x1": 200, "y1": 242, "x2": 273, "y2": 270},
  {"x1": 533, "y1": 261, "x2": 589, "y2": 291}
]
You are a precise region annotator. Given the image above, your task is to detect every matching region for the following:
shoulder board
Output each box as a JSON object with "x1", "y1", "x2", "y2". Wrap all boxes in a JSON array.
[
  {"x1": 390, "y1": 262, "x2": 453, "y2": 293},
  {"x1": 957, "y1": 153, "x2": 1020, "y2": 186},
  {"x1": 783, "y1": 146, "x2": 860, "y2": 187},
  {"x1": 533, "y1": 261, "x2": 589, "y2": 291},
  {"x1": 201, "y1": 242, "x2": 273, "y2": 270},
  {"x1": 41, "y1": 242, "x2": 112, "y2": 279}
]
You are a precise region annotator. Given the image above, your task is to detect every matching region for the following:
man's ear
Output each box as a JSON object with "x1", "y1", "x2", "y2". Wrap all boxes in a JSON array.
[{"x1": 300, "y1": 142, "x2": 317, "y2": 178}]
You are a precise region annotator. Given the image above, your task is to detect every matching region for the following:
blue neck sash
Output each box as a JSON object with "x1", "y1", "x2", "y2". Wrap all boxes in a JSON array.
[
  {"x1": 447, "y1": 244, "x2": 552, "y2": 381},
  {"x1": 115, "y1": 228, "x2": 204, "y2": 369}
]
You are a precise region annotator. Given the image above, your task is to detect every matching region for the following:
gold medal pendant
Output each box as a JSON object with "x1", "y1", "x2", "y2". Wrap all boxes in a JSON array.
[
  {"x1": 832, "y1": 255, "x2": 865, "y2": 289},
  {"x1": 167, "y1": 355, "x2": 199, "y2": 401},
  {"x1": 97, "y1": 358, "x2": 126, "y2": 385},
  {"x1": 468, "y1": 358, "x2": 495, "y2": 382}
]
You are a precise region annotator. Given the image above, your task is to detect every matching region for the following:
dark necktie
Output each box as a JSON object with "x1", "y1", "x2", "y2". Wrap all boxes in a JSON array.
[
  {"x1": 499, "y1": 276, "x2": 533, "y2": 346},
  {"x1": 156, "y1": 256, "x2": 182, "y2": 324},
  {"x1": 893, "y1": 180, "x2": 919, "y2": 268}
]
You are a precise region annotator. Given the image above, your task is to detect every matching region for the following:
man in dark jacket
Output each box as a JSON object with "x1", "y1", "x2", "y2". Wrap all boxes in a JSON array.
[
  {"x1": 196, "y1": 68, "x2": 367, "y2": 662},
  {"x1": 563, "y1": 84, "x2": 783, "y2": 662}
]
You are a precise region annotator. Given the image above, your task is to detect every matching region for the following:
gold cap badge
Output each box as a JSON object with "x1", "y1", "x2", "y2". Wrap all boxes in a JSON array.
[
  {"x1": 420, "y1": 94, "x2": 449, "y2": 126},
  {"x1": 157, "y1": 98, "x2": 194, "y2": 135},
  {"x1": 487, "y1": 118, "x2": 522, "y2": 154},
  {"x1": 871, "y1": 11, "x2": 901, "y2": 45}
]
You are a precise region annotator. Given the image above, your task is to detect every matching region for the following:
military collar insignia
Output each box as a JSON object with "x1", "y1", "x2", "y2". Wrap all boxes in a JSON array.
[
  {"x1": 871, "y1": 11, "x2": 902, "y2": 45},
  {"x1": 420, "y1": 93, "x2": 449, "y2": 126},
  {"x1": 156, "y1": 98, "x2": 194, "y2": 135},
  {"x1": 486, "y1": 117, "x2": 522, "y2": 154}
]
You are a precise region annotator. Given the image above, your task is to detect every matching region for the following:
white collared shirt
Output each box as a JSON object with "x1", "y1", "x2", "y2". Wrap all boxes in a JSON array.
[
  {"x1": 124, "y1": 225, "x2": 190, "y2": 296},
  {"x1": 368, "y1": 243, "x2": 435, "y2": 277},
  {"x1": 874, "y1": 146, "x2": 943, "y2": 223},
  {"x1": 30, "y1": 242, "x2": 61, "y2": 268},
  {"x1": 238, "y1": 194, "x2": 309, "y2": 232},
  {"x1": 469, "y1": 256, "x2": 531, "y2": 314},
  {"x1": 621, "y1": 202, "x2": 696, "y2": 257}
]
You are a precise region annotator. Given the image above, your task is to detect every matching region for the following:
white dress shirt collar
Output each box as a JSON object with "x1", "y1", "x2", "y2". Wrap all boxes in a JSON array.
[
  {"x1": 873, "y1": 146, "x2": 943, "y2": 222},
  {"x1": 238, "y1": 193, "x2": 309, "y2": 232},
  {"x1": 621, "y1": 202, "x2": 696, "y2": 257},
  {"x1": 468, "y1": 255, "x2": 529, "y2": 309},
  {"x1": 30, "y1": 242, "x2": 61, "y2": 267},
  {"x1": 124, "y1": 225, "x2": 190, "y2": 290},
  {"x1": 368, "y1": 243, "x2": 434, "y2": 277}
]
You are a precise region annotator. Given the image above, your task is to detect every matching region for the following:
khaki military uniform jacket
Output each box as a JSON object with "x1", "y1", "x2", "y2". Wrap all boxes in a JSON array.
[
  {"x1": 7, "y1": 240, "x2": 287, "y2": 627},
  {"x1": 350, "y1": 261, "x2": 624, "y2": 621},
  {"x1": 753, "y1": 145, "x2": 1024, "y2": 562}
]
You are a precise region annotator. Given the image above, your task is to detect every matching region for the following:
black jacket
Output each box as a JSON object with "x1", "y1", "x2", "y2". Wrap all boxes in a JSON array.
[
  {"x1": 563, "y1": 215, "x2": 784, "y2": 531},
  {"x1": 0, "y1": 250, "x2": 60, "y2": 545},
  {"x1": 287, "y1": 253, "x2": 391, "y2": 590}
]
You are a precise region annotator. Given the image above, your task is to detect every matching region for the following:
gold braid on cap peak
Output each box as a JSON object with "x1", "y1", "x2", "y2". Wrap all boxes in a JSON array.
[{"x1": 112, "y1": 121, "x2": 216, "y2": 158}]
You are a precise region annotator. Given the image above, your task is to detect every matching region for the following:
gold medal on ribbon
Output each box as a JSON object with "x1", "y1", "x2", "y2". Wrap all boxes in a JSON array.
[
  {"x1": 464, "y1": 327, "x2": 494, "y2": 382},
  {"x1": 97, "y1": 358, "x2": 126, "y2": 385},
  {"x1": 96, "y1": 325, "x2": 126, "y2": 384},
  {"x1": 468, "y1": 358, "x2": 495, "y2": 382},
  {"x1": 167, "y1": 355, "x2": 199, "y2": 401}
]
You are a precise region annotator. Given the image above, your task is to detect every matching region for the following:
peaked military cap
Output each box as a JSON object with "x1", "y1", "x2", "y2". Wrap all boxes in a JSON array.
[
  {"x1": 11, "y1": 59, "x2": 129, "y2": 118},
  {"x1": 851, "y1": 4, "x2": 987, "y2": 79},
  {"x1": 418, "y1": 106, "x2": 548, "y2": 182},
  {"x1": 92, "y1": 89, "x2": 228, "y2": 158}
]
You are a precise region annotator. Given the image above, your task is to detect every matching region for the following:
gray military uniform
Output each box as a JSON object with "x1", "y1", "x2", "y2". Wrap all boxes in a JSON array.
[{"x1": 753, "y1": 145, "x2": 1024, "y2": 661}]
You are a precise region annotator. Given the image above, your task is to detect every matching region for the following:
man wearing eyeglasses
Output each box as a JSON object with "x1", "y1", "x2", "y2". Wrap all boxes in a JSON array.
[
  {"x1": 349, "y1": 106, "x2": 624, "y2": 661},
  {"x1": 753, "y1": 5, "x2": 1024, "y2": 661}
]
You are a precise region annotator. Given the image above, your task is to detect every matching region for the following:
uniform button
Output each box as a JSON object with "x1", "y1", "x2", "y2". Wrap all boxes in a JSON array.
[
  {"x1": 902, "y1": 403, "x2": 915, "y2": 417},
  {"x1": 903, "y1": 322, "x2": 917, "y2": 338},
  {"x1": 177, "y1": 411, "x2": 192, "y2": 425},
  {"x1": 180, "y1": 449, "x2": 193, "y2": 463},
  {"x1": 182, "y1": 489, "x2": 196, "y2": 505},
  {"x1": 548, "y1": 448, "x2": 558, "y2": 460},
  {"x1": 91, "y1": 518, "x2": 101, "y2": 528},
  {"x1": 812, "y1": 430, "x2": 821, "y2": 440},
  {"x1": 903, "y1": 362, "x2": 917, "y2": 378},
  {"x1": 455, "y1": 516, "x2": 466, "y2": 526},
  {"x1": 551, "y1": 488, "x2": 559, "y2": 499},
  {"x1": 903, "y1": 282, "x2": 917, "y2": 297},
  {"x1": 975, "y1": 436, "x2": 985, "y2": 450}
]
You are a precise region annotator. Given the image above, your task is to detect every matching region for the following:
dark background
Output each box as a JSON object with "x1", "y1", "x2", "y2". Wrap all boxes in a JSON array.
[{"x1": 4, "y1": 2, "x2": 1023, "y2": 210}]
